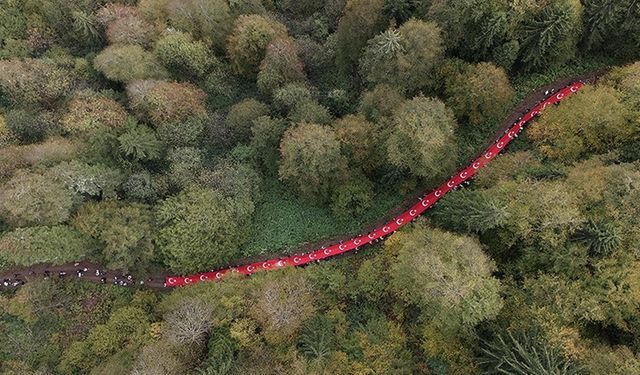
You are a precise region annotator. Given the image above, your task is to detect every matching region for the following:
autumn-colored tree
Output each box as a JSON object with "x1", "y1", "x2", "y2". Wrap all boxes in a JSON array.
[
  {"x1": 387, "y1": 222, "x2": 503, "y2": 329},
  {"x1": 0, "y1": 58, "x2": 73, "y2": 108},
  {"x1": 97, "y1": 3, "x2": 156, "y2": 47},
  {"x1": 386, "y1": 96, "x2": 458, "y2": 178},
  {"x1": 127, "y1": 80, "x2": 207, "y2": 127},
  {"x1": 94, "y1": 44, "x2": 168, "y2": 83},
  {"x1": 257, "y1": 38, "x2": 306, "y2": 97},
  {"x1": 61, "y1": 92, "x2": 129, "y2": 135},
  {"x1": 528, "y1": 85, "x2": 634, "y2": 162},
  {"x1": 279, "y1": 123, "x2": 348, "y2": 202}
]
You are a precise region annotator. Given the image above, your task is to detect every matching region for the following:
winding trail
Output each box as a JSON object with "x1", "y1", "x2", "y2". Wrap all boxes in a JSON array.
[{"x1": 0, "y1": 73, "x2": 601, "y2": 291}]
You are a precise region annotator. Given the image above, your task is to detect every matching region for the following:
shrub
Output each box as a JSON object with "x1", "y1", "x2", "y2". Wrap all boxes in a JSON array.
[
  {"x1": 94, "y1": 44, "x2": 168, "y2": 83},
  {"x1": 227, "y1": 14, "x2": 289, "y2": 77}
]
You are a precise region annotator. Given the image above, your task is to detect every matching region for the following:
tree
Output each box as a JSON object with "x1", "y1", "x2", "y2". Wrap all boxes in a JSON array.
[
  {"x1": 528, "y1": 85, "x2": 634, "y2": 162},
  {"x1": 97, "y1": 3, "x2": 156, "y2": 47},
  {"x1": 288, "y1": 99, "x2": 332, "y2": 125},
  {"x1": 118, "y1": 121, "x2": 163, "y2": 162},
  {"x1": 272, "y1": 83, "x2": 314, "y2": 113},
  {"x1": 333, "y1": 114, "x2": 379, "y2": 172},
  {"x1": 250, "y1": 269, "x2": 316, "y2": 345},
  {"x1": 94, "y1": 44, "x2": 168, "y2": 83},
  {"x1": 257, "y1": 38, "x2": 306, "y2": 97},
  {"x1": 60, "y1": 92, "x2": 129, "y2": 135},
  {"x1": 45, "y1": 160, "x2": 124, "y2": 200},
  {"x1": 226, "y1": 15, "x2": 289, "y2": 77},
  {"x1": 0, "y1": 58, "x2": 73, "y2": 108},
  {"x1": 166, "y1": 147, "x2": 204, "y2": 189},
  {"x1": 387, "y1": 222, "x2": 503, "y2": 329},
  {"x1": 359, "y1": 19, "x2": 444, "y2": 93},
  {"x1": 154, "y1": 30, "x2": 212, "y2": 79},
  {"x1": 479, "y1": 331, "x2": 582, "y2": 375},
  {"x1": 225, "y1": 99, "x2": 270, "y2": 143},
  {"x1": 279, "y1": 123, "x2": 348, "y2": 202},
  {"x1": 198, "y1": 158, "x2": 262, "y2": 201},
  {"x1": 330, "y1": 174, "x2": 374, "y2": 218},
  {"x1": 386, "y1": 96, "x2": 458, "y2": 178},
  {"x1": 166, "y1": 0, "x2": 234, "y2": 51},
  {"x1": 0, "y1": 113, "x2": 17, "y2": 147},
  {"x1": 358, "y1": 84, "x2": 405, "y2": 123},
  {"x1": 444, "y1": 62, "x2": 514, "y2": 126},
  {"x1": 250, "y1": 115, "x2": 289, "y2": 174},
  {"x1": 335, "y1": 0, "x2": 386, "y2": 71},
  {"x1": 164, "y1": 298, "x2": 212, "y2": 345},
  {"x1": 5, "y1": 109, "x2": 58, "y2": 144},
  {"x1": 156, "y1": 187, "x2": 254, "y2": 273},
  {"x1": 0, "y1": 225, "x2": 94, "y2": 267},
  {"x1": 582, "y1": 0, "x2": 640, "y2": 58},
  {"x1": 127, "y1": 80, "x2": 207, "y2": 127},
  {"x1": 517, "y1": 0, "x2": 583, "y2": 71},
  {"x1": 0, "y1": 170, "x2": 73, "y2": 227},
  {"x1": 73, "y1": 201, "x2": 155, "y2": 272},
  {"x1": 431, "y1": 189, "x2": 509, "y2": 234}
]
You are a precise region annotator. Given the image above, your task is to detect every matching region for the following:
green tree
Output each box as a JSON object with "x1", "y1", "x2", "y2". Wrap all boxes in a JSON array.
[
  {"x1": 333, "y1": 114, "x2": 379, "y2": 172},
  {"x1": 0, "y1": 225, "x2": 94, "y2": 267},
  {"x1": 154, "y1": 30, "x2": 212, "y2": 79},
  {"x1": 250, "y1": 115, "x2": 288, "y2": 174},
  {"x1": 156, "y1": 187, "x2": 254, "y2": 273},
  {"x1": 94, "y1": 44, "x2": 168, "y2": 83},
  {"x1": 73, "y1": 201, "x2": 155, "y2": 272},
  {"x1": 279, "y1": 122, "x2": 348, "y2": 202},
  {"x1": 444, "y1": 62, "x2": 514, "y2": 126},
  {"x1": 528, "y1": 85, "x2": 634, "y2": 162},
  {"x1": 517, "y1": 0, "x2": 583, "y2": 71},
  {"x1": 335, "y1": 0, "x2": 386, "y2": 71},
  {"x1": 330, "y1": 174, "x2": 374, "y2": 218},
  {"x1": 5, "y1": 109, "x2": 58, "y2": 144},
  {"x1": 118, "y1": 122, "x2": 163, "y2": 162},
  {"x1": 358, "y1": 84, "x2": 405, "y2": 123},
  {"x1": 431, "y1": 189, "x2": 509, "y2": 234},
  {"x1": 226, "y1": 14, "x2": 289, "y2": 77},
  {"x1": 388, "y1": 222, "x2": 503, "y2": 328},
  {"x1": 225, "y1": 99, "x2": 270, "y2": 143},
  {"x1": 166, "y1": 147, "x2": 204, "y2": 189},
  {"x1": 46, "y1": 160, "x2": 124, "y2": 200},
  {"x1": 156, "y1": 116, "x2": 206, "y2": 149},
  {"x1": 582, "y1": 0, "x2": 640, "y2": 58},
  {"x1": 0, "y1": 170, "x2": 73, "y2": 227},
  {"x1": 479, "y1": 331, "x2": 581, "y2": 375},
  {"x1": 359, "y1": 19, "x2": 444, "y2": 93},
  {"x1": 386, "y1": 96, "x2": 458, "y2": 178},
  {"x1": 166, "y1": 0, "x2": 234, "y2": 51}
]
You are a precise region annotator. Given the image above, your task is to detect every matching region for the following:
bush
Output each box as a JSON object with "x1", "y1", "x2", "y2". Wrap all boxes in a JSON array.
[
  {"x1": 154, "y1": 30, "x2": 212, "y2": 78},
  {"x1": 0, "y1": 225, "x2": 95, "y2": 268},
  {"x1": 156, "y1": 187, "x2": 254, "y2": 273},
  {"x1": 225, "y1": 99, "x2": 270, "y2": 143},
  {"x1": 227, "y1": 14, "x2": 289, "y2": 77},
  {"x1": 5, "y1": 109, "x2": 58, "y2": 144},
  {"x1": 60, "y1": 92, "x2": 129, "y2": 135},
  {"x1": 0, "y1": 58, "x2": 74, "y2": 108},
  {"x1": 94, "y1": 44, "x2": 168, "y2": 83}
]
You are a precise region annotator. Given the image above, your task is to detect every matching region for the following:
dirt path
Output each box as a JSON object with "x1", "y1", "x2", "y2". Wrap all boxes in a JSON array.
[{"x1": 0, "y1": 69, "x2": 607, "y2": 292}]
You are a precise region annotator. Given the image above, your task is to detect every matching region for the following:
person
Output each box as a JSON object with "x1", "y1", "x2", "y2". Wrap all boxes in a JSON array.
[
  {"x1": 95, "y1": 269, "x2": 100, "y2": 276},
  {"x1": 77, "y1": 270, "x2": 83, "y2": 277},
  {"x1": 59, "y1": 271, "x2": 66, "y2": 277},
  {"x1": 2, "y1": 279, "x2": 8, "y2": 287},
  {"x1": 44, "y1": 270, "x2": 50, "y2": 279},
  {"x1": 100, "y1": 277, "x2": 106, "y2": 284}
]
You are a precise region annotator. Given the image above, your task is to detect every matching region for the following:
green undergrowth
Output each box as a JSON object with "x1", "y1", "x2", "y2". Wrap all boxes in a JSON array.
[{"x1": 240, "y1": 177, "x2": 403, "y2": 257}]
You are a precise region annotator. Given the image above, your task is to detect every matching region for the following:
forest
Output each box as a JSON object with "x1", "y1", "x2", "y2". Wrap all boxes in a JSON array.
[{"x1": 1, "y1": 0, "x2": 640, "y2": 374}]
